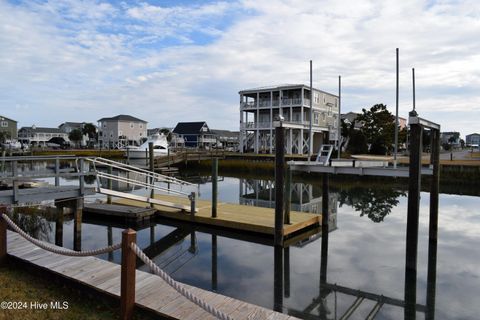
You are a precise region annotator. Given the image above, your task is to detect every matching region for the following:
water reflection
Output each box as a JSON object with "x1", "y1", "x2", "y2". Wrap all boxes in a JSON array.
[
  {"x1": 7, "y1": 171, "x2": 480, "y2": 319},
  {"x1": 337, "y1": 186, "x2": 407, "y2": 223}
]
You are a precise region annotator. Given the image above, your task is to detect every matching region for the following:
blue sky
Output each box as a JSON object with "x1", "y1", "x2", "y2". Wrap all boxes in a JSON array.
[{"x1": 1, "y1": 0, "x2": 479, "y2": 137}]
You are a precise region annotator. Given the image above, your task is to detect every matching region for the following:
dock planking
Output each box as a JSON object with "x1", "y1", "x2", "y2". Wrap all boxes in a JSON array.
[
  {"x1": 113, "y1": 193, "x2": 322, "y2": 237},
  {"x1": 6, "y1": 230, "x2": 297, "y2": 320}
]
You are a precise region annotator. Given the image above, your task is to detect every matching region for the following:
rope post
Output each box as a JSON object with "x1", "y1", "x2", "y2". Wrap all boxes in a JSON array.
[
  {"x1": 274, "y1": 115, "x2": 285, "y2": 247},
  {"x1": 0, "y1": 215, "x2": 6, "y2": 266},
  {"x1": 121, "y1": 228, "x2": 136, "y2": 320}
]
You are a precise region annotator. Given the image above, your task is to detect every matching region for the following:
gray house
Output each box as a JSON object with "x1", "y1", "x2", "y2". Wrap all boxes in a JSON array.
[
  {"x1": 18, "y1": 126, "x2": 69, "y2": 146},
  {"x1": 98, "y1": 115, "x2": 147, "y2": 149},
  {"x1": 0, "y1": 115, "x2": 18, "y2": 140},
  {"x1": 172, "y1": 122, "x2": 216, "y2": 149},
  {"x1": 239, "y1": 84, "x2": 339, "y2": 154},
  {"x1": 466, "y1": 133, "x2": 480, "y2": 147}
]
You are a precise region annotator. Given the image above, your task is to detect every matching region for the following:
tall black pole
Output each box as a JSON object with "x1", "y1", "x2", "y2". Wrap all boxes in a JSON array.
[
  {"x1": 338, "y1": 75, "x2": 341, "y2": 159},
  {"x1": 394, "y1": 48, "x2": 399, "y2": 168},
  {"x1": 309, "y1": 60, "x2": 313, "y2": 160},
  {"x1": 404, "y1": 118, "x2": 422, "y2": 319},
  {"x1": 275, "y1": 119, "x2": 285, "y2": 247},
  {"x1": 320, "y1": 173, "x2": 329, "y2": 284}
]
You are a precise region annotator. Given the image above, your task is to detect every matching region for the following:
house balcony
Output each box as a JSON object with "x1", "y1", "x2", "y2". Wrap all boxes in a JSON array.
[{"x1": 241, "y1": 98, "x2": 312, "y2": 109}]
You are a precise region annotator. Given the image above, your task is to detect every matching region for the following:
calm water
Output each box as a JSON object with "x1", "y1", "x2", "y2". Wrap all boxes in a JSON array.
[{"x1": 7, "y1": 167, "x2": 480, "y2": 320}]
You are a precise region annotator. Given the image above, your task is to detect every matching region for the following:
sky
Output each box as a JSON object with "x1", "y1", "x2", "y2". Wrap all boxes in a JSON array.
[{"x1": 1, "y1": 0, "x2": 479, "y2": 137}]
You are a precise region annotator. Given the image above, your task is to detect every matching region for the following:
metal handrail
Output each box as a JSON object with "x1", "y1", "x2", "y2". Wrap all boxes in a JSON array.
[
  {"x1": 96, "y1": 172, "x2": 189, "y2": 196},
  {"x1": 86, "y1": 157, "x2": 195, "y2": 187}
]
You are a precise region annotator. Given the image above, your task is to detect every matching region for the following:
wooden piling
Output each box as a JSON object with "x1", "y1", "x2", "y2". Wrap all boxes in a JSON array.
[
  {"x1": 149, "y1": 142, "x2": 155, "y2": 207},
  {"x1": 55, "y1": 157, "x2": 60, "y2": 187},
  {"x1": 426, "y1": 128, "x2": 440, "y2": 320},
  {"x1": 55, "y1": 206, "x2": 63, "y2": 247},
  {"x1": 284, "y1": 165, "x2": 291, "y2": 224},
  {"x1": 274, "y1": 125, "x2": 285, "y2": 246},
  {"x1": 73, "y1": 200, "x2": 83, "y2": 252},
  {"x1": 405, "y1": 121, "x2": 423, "y2": 318},
  {"x1": 121, "y1": 228, "x2": 136, "y2": 320},
  {"x1": 79, "y1": 158, "x2": 85, "y2": 196},
  {"x1": 212, "y1": 158, "x2": 218, "y2": 218}
]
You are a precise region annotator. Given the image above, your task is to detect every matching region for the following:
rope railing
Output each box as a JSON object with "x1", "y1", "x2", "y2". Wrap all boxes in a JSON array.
[
  {"x1": 1, "y1": 214, "x2": 121, "y2": 257},
  {"x1": 130, "y1": 242, "x2": 234, "y2": 320}
]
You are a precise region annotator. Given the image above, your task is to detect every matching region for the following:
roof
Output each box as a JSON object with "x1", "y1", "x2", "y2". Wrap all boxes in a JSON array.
[
  {"x1": 173, "y1": 122, "x2": 209, "y2": 135},
  {"x1": 98, "y1": 114, "x2": 147, "y2": 123},
  {"x1": 0, "y1": 115, "x2": 17, "y2": 123},
  {"x1": 59, "y1": 122, "x2": 83, "y2": 127},
  {"x1": 19, "y1": 126, "x2": 65, "y2": 134},
  {"x1": 239, "y1": 84, "x2": 338, "y2": 97},
  {"x1": 211, "y1": 129, "x2": 239, "y2": 138},
  {"x1": 466, "y1": 133, "x2": 480, "y2": 136}
]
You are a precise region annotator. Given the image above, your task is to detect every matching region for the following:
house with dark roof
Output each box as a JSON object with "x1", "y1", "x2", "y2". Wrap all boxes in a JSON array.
[
  {"x1": 172, "y1": 122, "x2": 216, "y2": 148},
  {"x1": 211, "y1": 129, "x2": 239, "y2": 151},
  {"x1": 18, "y1": 126, "x2": 69, "y2": 146},
  {"x1": 97, "y1": 115, "x2": 147, "y2": 149},
  {"x1": 0, "y1": 115, "x2": 17, "y2": 140}
]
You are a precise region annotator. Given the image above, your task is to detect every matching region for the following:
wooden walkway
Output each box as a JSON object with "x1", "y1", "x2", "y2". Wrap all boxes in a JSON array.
[
  {"x1": 6, "y1": 230, "x2": 297, "y2": 320},
  {"x1": 114, "y1": 194, "x2": 321, "y2": 237}
]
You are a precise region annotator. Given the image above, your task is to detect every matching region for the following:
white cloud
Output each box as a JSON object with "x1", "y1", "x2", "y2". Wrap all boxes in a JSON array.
[{"x1": 1, "y1": 0, "x2": 479, "y2": 135}]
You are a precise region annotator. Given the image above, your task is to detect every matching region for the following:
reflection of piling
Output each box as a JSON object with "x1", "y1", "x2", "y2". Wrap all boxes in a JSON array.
[
  {"x1": 107, "y1": 226, "x2": 113, "y2": 262},
  {"x1": 55, "y1": 207, "x2": 63, "y2": 247},
  {"x1": 284, "y1": 247, "x2": 290, "y2": 298},
  {"x1": 273, "y1": 245, "x2": 284, "y2": 312},
  {"x1": 320, "y1": 173, "x2": 329, "y2": 284},
  {"x1": 212, "y1": 235, "x2": 217, "y2": 291},
  {"x1": 73, "y1": 200, "x2": 83, "y2": 251},
  {"x1": 426, "y1": 129, "x2": 440, "y2": 320}
]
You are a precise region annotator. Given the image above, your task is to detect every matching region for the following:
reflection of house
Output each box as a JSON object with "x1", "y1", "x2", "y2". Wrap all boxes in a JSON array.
[
  {"x1": 98, "y1": 115, "x2": 147, "y2": 149},
  {"x1": 239, "y1": 84, "x2": 339, "y2": 154},
  {"x1": 239, "y1": 179, "x2": 338, "y2": 230},
  {"x1": 0, "y1": 115, "x2": 17, "y2": 139},
  {"x1": 18, "y1": 126, "x2": 69, "y2": 146},
  {"x1": 211, "y1": 129, "x2": 239, "y2": 150},
  {"x1": 466, "y1": 133, "x2": 480, "y2": 147},
  {"x1": 172, "y1": 122, "x2": 216, "y2": 149}
]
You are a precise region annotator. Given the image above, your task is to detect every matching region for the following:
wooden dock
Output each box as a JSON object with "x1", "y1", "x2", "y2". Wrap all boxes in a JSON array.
[
  {"x1": 84, "y1": 203, "x2": 156, "y2": 220},
  {"x1": 113, "y1": 193, "x2": 321, "y2": 237},
  {"x1": 6, "y1": 230, "x2": 297, "y2": 320}
]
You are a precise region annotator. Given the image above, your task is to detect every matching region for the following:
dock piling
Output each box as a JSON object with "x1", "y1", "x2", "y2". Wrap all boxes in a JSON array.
[
  {"x1": 285, "y1": 165, "x2": 291, "y2": 224},
  {"x1": 55, "y1": 157, "x2": 60, "y2": 187},
  {"x1": 274, "y1": 119, "x2": 285, "y2": 246},
  {"x1": 149, "y1": 142, "x2": 155, "y2": 207},
  {"x1": 121, "y1": 228, "x2": 137, "y2": 320},
  {"x1": 107, "y1": 166, "x2": 113, "y2": 204},
  {"x1": 190, "y1": 192, "x2": 196, "y2": 218},
  {"x1": 212, "y1": 158, "x2": 218, "y2": 218}
]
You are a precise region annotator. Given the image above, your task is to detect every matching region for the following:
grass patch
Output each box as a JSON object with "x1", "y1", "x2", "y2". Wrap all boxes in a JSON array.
[
  {"x1": 0, "y1": 262, "x2": 152, "y2": 320},
  {"x1": 31, "y1": 149, "x2": 124, "y2": 159}
]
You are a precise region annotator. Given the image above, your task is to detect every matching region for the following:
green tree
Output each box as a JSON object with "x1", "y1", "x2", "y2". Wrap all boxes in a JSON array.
[
  {"x1": 357, "y1": 104, "x2": 395, "y2": 154},
  {"x1": 0, "y1": 131, "x2": 10, "y2": 144},
  {"x1": 346, "y1": 130, "x2": 368, "y2": 154},
  {"x1": 68, "y1": 129, "x2": 83, "y2": 148},
  {"x1": 82, "y1": 123, "x2": 96, "y2": 139}
]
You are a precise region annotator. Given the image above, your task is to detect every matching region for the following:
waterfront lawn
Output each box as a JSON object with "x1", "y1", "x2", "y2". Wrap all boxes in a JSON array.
[{"x1": 0, "y1": 263, "x2": 152, "y2": 320}]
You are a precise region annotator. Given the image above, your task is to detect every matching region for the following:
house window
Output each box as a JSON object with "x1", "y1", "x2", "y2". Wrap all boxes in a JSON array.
[
  {"x1": 139, "y1": 132, "x2": 142, "y2": 137},
  {"x1": 130, "y1": 122, "x2": 134, "y2": 128},
  {"x1": 328, "y1": 105, "x2": 332, "y2": 116},
  {"x1": 323, "y1": 95, "x2": 326, "y2": 104},
  {"x1": 1, "y1": 121, "x2": 8, "y2": 127},
  {"x1": 102, "y1": 122, "x2": 106, "y2": 128},
  {"x1": 110, "y1": 132, "x2": 113, "y2": 138},
  {"x1": 322, "y1": 113, "x2": 326, "y2": 121},
  {"x1": 139, "y1": 124, "x2": 143, "y2": 129},
  {"x1": 314, "y1": 112, "x2": 319, "y2": 125}
]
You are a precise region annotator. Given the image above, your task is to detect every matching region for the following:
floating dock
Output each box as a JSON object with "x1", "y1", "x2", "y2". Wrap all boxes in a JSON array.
[
  {"x1": 6, "y1": 230, "x2": 297, "y2": 320},
  {"x1": 111, "y1": 193, "x2": 321, "y2": 237},
  {"x1": 84, "y1": 203, "x2": 156, "y2": 220}
]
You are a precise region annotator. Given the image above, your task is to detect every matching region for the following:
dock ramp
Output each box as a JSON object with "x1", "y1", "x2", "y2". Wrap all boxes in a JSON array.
[{"x1": 85, "y1": 157, "x2": 197, "y2": 212}]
